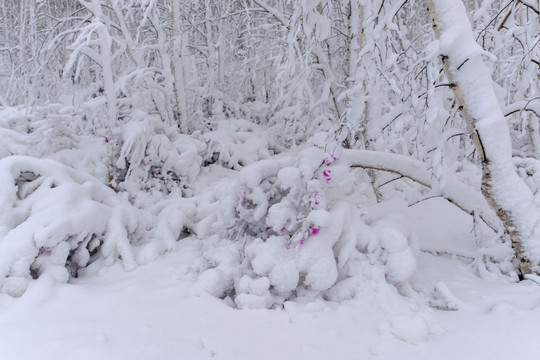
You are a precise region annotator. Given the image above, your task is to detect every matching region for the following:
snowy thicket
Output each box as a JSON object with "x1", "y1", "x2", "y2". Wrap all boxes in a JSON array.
[
  {"x1": 0, "y1": 103, "x2": 510, "y2": 307},
  {"x1": 0, "y1": 0, "x2": 539, "y2": 308}
]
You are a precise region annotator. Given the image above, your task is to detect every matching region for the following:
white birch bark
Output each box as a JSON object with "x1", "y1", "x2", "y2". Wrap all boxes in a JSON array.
[{"x1": 427, "y1": 0, "x2": 540, "y2": 275}]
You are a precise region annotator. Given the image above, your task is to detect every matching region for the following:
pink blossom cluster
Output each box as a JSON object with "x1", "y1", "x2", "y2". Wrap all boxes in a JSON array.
[
  {"x1": 323, "y1": 153, "x2": 338, "y2": 166},
  {"x1": 299, "y1": 225, "x2": 321, "y2": 245},
  {"x1": 322, "y1": 169, "x2": 332, "y2": 183},
  {"x1": 321, "y1": 149, "x2": 340, "y2": 184}
]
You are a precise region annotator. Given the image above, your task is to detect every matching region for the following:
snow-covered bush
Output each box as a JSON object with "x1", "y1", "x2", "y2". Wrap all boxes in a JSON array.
[
  {"x1": 0, "y1": 105, "x2": 88, "y2": 159},
  {"x1": 200, "y1": 119, "x2": 278, "y2": 170},
  {"x1": 0, "y1": 106, "x2": 209, "y2": 297},
  {"x1": 0, "y1": 105, "x2": 112, "y2": 186},
  {"x1": 0, "y1": 156, "x2": 144, "y2": 297},
  {"x1": 114, "y1": 110, "x2": 205, "y2": 198},
  {"x1": 195, "y1": 134, "x2": 419, "y2": 309}
]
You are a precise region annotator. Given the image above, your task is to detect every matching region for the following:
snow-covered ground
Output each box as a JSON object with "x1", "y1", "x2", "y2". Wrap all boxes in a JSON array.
[{"x1": 1, "y1": 198, "x2": 539, "y2": 360}]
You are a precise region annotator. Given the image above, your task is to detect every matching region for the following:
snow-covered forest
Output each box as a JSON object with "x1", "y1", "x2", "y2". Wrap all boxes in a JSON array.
[{"x1": 1, "y1": 0, "x2": 540, "y2": 358}]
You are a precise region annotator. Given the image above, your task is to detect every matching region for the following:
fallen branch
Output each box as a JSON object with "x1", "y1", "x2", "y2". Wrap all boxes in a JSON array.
[{"x1": 343, "y1": 149, "x2": 503, "y2": 234}]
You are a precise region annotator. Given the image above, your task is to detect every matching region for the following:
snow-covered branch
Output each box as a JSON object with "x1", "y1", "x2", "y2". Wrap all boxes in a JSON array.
[
  {"x1": 251, "y1": 0, "x2": 290, "y2": 28},
  {"x1": 343, "y1": 150, "x2": 432, "y2": 188},
  {"x1": 517, "y1": 0, "x2": 540, "y2": 14},
  {"x1": 343, "y1": 149, "x2": 502, "y2": 233}
]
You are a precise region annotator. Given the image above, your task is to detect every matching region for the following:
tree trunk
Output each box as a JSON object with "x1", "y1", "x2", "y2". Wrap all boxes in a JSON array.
[{"x1": 427, "y1": 0, "x2": 540, "y2": 277}]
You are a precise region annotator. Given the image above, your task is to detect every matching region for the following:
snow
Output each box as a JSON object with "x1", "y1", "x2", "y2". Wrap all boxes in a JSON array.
[
  {"x1": 1, "y1": 104, "x2": 538, "y2": 358},
  {"x1": 1, "y1": 221, "x2": 540, "y2": 359}
]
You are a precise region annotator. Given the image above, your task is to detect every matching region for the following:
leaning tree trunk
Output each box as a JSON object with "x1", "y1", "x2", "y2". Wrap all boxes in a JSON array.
[{"x1": 427, "y1": 0, "x2": 540, "y2": 277}]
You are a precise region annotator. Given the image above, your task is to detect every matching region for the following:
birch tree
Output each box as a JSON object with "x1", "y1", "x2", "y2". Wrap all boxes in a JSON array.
[{"x1": 427, "y1": 0, "x2": 540, "y2": 276}]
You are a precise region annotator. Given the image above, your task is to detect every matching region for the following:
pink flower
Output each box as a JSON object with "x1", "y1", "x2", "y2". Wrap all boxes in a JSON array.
[
  {"x1": 104, "y1": 137, "x2": 109, "y2": 143},
  {"x1": 323, "y1": 153, "x2": 339, "y2": 166},
  {"x1": 322, "y1": 170, "x2": 332, "y2": 183},
  {"x1": 309, "y1": 225, "x2": 320, "y2": 236}
]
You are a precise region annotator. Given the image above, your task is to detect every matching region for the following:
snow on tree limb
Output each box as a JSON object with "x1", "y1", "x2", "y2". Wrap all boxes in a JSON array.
[
  {"x1": 517, "y1": 0, "x2": 540, "y2": 14},
  {"x1": 343, "y1": 150, "x2": 432, "y2": 188},
  {"x1": 251, "y1": 0, "x2": 290, "y2": 29},
  {"x1": 343, "y1": 149, "x2": 502, "y2": 233},
  {"x1": 504, "y1": 99, "x2": 540, "y2": 118}
]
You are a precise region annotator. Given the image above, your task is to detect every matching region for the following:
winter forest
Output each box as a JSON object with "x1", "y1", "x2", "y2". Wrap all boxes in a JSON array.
[{"x1": 1, "y1": 0, "x2": 540, "y2": 358}]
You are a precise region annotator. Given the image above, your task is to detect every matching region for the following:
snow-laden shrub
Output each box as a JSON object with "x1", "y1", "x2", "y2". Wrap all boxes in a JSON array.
[
  {"x1": 268, "y1": 101, "x2": 334, "y2": 148},
  {"x1": 114, "y1": 111, "x2": 205, "y2": 197},
  {"x1": 0, "y1": 156, "x2": 145, "y2": 297},
  {"x1": 0, "y1": 107, "x2": 206, "y2": 297},
  {"x1": 93, "y1": 110, "x2": 204, "y2": 263},
  {"x1": 200, "y1": 119, "x2": 279, "y2": 170},
  {"x1": 0, "y1": 105, "x2": 96, "y2": 159},
  {"x1": 0, "y1": 105, "x2": 111, "y2": 187},
  {"x1": 196, "y1": 134, "x2": 419, "y2": 308}
]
